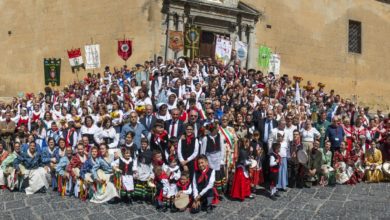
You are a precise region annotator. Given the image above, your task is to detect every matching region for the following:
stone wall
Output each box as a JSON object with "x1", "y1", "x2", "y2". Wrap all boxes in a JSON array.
[
  {"x1": 0, "y1": 0, "x2": 164, "y2": 95},
  {"x1": 245, "y1": 0, "x2": 390, "y2": 111}
]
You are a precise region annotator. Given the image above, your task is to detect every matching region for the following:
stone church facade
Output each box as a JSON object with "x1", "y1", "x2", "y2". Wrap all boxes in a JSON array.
[{"x1": 0, "y1": 0, "x2": 389, "y2": 110}]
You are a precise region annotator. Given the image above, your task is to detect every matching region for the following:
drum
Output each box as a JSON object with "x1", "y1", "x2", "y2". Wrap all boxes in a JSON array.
[
  {"x1": 382, "y1": 162, "x2": 390, "y2": 177},
  {"x1": 174, "y1": 193, "x2": 190, "y2": 210},
  {"x1": 297, "y1": 150, "x2": 308, "y2": 164},
  {"x1": 249, "y1": 159, "x2": 258, "y2": 169}
]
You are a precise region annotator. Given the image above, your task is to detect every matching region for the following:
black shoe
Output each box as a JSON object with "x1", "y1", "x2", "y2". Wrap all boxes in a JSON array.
[
  {"x1": 161, "y1": 207, "x2": 168, "y2": 212},
  {"x1": 269, "y1": 195, "x2": 277, "y2": 201},
  {"x1": 206, "y1": 206, "x2": 213, "y2": 214},
  {"x1": 274, "y1": 192, "x2": 281, "y2": 197},
  {"x1": 52, "y1": 187, "x2": 58, "y2": 192},
  {"x1": 279, "y1": 188, "x2": 287, "y2": 192},
  {"x1": 171, "y1": 207, "x2": 178, "y2": 213}
]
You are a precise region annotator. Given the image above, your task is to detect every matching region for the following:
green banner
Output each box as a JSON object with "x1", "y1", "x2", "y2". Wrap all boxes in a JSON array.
[
  {"x1": 184, "y1": 25, "x2": 201, "y2": 59},
  {"x1": 44, "y1": 58, "x2": 61, "y2": 86},
  {"x1": 258, "y1": 46, "x2": 271, "y2": 68}
]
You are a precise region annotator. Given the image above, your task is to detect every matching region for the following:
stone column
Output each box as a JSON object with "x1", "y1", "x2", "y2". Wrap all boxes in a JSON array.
[
  {"x1": 166, "y1": 13, "x2": 175, "y2": 62},
  {"x1": 240, "y1": 25, "x2": 248, "y2": 68},
  {"x1": 247, "y1": 25, "x2": 256, "y2": 69},
  {"x1": 177, "y1": 14, "x2": 184, "y2": 58}
]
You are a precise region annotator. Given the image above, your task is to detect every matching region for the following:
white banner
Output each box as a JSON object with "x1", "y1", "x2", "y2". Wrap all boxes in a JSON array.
[
  {"x1": 235, "y1": 41, "x2": 247, "y2": 61},
  {"x1": 69, "y1": 56, "x2": 83, "y2": 67},
  {"x1": 215, "y1": 37, "x2": 232, "y2": 65},
  {"x1": 84, "y1": 44, "x2": 101, "y2": 69},
  {"x1": 269, "y1": 53, "x2": 281, "y2": 76}
]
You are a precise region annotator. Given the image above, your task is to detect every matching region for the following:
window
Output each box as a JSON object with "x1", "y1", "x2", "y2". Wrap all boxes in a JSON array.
[{"x1": 348, "y1": 20, "x2": 362, "y2": 54}]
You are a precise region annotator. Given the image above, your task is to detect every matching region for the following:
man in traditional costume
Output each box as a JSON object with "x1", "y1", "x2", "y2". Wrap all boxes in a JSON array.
[{"x1": 14, "y1": 142, "x2": 49, "y2": 194}]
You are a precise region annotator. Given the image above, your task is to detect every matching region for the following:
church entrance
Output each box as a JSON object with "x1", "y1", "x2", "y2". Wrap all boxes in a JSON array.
[{"x1": 199, "y1": 31, "x2": 230, "y2": 58}]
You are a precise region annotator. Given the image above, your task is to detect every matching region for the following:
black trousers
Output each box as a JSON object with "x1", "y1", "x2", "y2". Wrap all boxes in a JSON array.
[
  {"x1": 262, "y1": 142, "x2": 270, "y2": 182},
  {"x1": 287, "y1": 159, "x2": 299, "y2": 188}
]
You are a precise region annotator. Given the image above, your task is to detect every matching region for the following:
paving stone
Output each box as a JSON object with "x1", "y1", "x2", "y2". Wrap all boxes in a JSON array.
[
  {"x1": 256, "y1": 208, "x2": 280, "y2": 219},
  {"x1": 131, "y1": 206, "x2": 156, "y2": 216},
  {"x1": 144, "y1": 213, "x2": 172, "y2": 220},
  {"x1": 288, "y1": 210, "x2": 315, "y2": 220},
  {"x1": 50, "y1": 201, "x2": 70, "y2": 211},
  {"x1": 0, "y1": 193, "x2": 15, "y2": 202},
  {"x1": 235, "y1": 205, "x2": 263, "y2": 219},
  {"x1": 42, "y1": 213, "x2": 67, "y2": 220},
  {"x1": 12, "y1": 207, "x2": 39, "y2": 220},
  {"x1": 275, "y1": 209, "x2": 293, "y2": 219},
  {"x1": 88, "y1": 212, "x2": 115, "y2": 220},
  {"x1": 6, "y1": 200, "x2": 26, "y2": 210},
  {"x1": 0, "y1": 212, "x2": 13, "y2": 220},
  {"x1": 110, "y1": 211, "x2": 138, "y2": 220},
  {"x1": 32, "y1": 204, "x2": 54, "y2": 215},
  {"x1": 286, "y1": 201, "x2": 306, "y2": 210},
  {"x1": 25, "y1": 197, "x2": 46, "y2": 206},
  {"x1": 313, "y1": 191, "x2": 332, "y2": 200},
  {"x1": 63, "y1": 208, "x2": 90, "y2": 219}
]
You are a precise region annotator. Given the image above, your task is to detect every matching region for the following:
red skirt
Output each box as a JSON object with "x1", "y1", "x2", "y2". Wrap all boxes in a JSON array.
[
  {"x1": 249, "y1": 168, "x2": 264, "y2": 186},
  {"x1": 346, "y1": 137, "x2": 353, "y2": 153},
  {"x1": 230, "y1": 167, "x2": 251, "y2": 200}
]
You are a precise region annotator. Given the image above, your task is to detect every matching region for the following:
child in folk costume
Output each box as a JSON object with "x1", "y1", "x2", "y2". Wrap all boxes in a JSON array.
[
  {"x1": 230, "y1": 139, "x2": 254, "y2": 201},
  {"x1": 200, "y1": 122, "x2": 225, "y2": 195},
  {"x1": 249, "y1": 138, "x2": 264, "y2": 191},
  {"x1": 112, "y1": 148, "x2": 137, "y2": 203},
  {"x1": 134, "y1": 138, "x2": 154, "y2": 203},
  {"x1": 153, "y1": 165, "x2": 170, "y2": 212},
  {"x1": 163, "y1": 157, "x2": 181, "y2": 211},
  {"x1": 149, "y1": 121, "x2": 169, "y2": 163},
  {"x1": 55, "y1": 146, "x2": 73, "y2": 196},
  {"x1": 66, "y1": 144, "x2": 87, "y2": 198},
  {"x1": 269, "y1": 143, "x2": 281, "y2": 200},
  {"x1": 191, "y1": 155, "x2": 217, "y2": 214},
  {"x1": 175, "y1": 171, "x2": 192, "y2": 211},
  {"x1": 178, "y1": 123, "x2": 199, "y2": 180},
  {"x1": 80, "y1": 146, "x2": 99, "y2": 200}
]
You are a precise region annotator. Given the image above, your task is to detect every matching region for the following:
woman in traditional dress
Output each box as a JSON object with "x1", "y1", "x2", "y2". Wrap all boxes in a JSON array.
[
  {"x1": 110, "y1": 101, "x2": 123, "y2": 133},
  {"x1": 219, "y1": 115, "x2": 237, "y2": 187},
  {"x1": 79, "y1": 116, "x2": 99, "y2": 146},
  {"x1": 94, "y1": 117, "x2": 119, "y2": 158},
  {"x1": 333, "y1": 141, "x2": 357, "y2": 185},
  {"x1": 91, "y1": 144, "x2": 119, "y2": 203},
  {"x1": 0, "y1": 142, "x2": 22, "y2": 190},
  {"x1": 364, "y1": 141, "x2": 384, "y2": 183},
  {"x1": 230, "y1": 139, "x2": 254, "y2": 201}
]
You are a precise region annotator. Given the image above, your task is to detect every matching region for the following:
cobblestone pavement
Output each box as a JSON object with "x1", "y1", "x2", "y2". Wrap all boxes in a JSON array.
[{"x1": 1, "y1": 182, "x2": 389, "y2": 220}]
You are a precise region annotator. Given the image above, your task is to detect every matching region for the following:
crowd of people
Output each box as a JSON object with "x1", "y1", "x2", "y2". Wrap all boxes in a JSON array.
[{"x1": 0, "y1": 55, "x2": 389, "y2": 214}]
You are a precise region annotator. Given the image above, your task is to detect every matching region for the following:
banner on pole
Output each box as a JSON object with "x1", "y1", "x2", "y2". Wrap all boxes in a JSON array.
[
  {"x1": 184, "y1": 26, "x2": 201, "y2": 59},
  {"x1": 84, "y1": 44, "x2": 101, "y2": 69},
  {"x1": 44, "y1": 58, "x2": 61, "y2": 86},
  {"x1": 118, "y1": 40, "x2": 132, "y2": 61},
  {"x1": 235, "y1": 40, "x2": 247, "y2": 61},
  {"x1": 215, "y1": 36, "x2": 232, "y2": 65},
  {"x1": 258, "y1": 46, "x2": 271, "y2": 68},
  {"x1": 67, "y1": 48, "x2": 85, "y2": 73},
  {"x1": 269, "y1": 53, "x2": 281, "y2": 76},
  {"x1": 168, "y1": 31, "x2": 184, "y2": 53}
]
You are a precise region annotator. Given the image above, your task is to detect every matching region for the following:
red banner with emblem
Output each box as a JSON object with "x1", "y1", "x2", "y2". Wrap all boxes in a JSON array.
[{"x1": 118, "y1": 40, "x2": 132, "y2": 61}]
